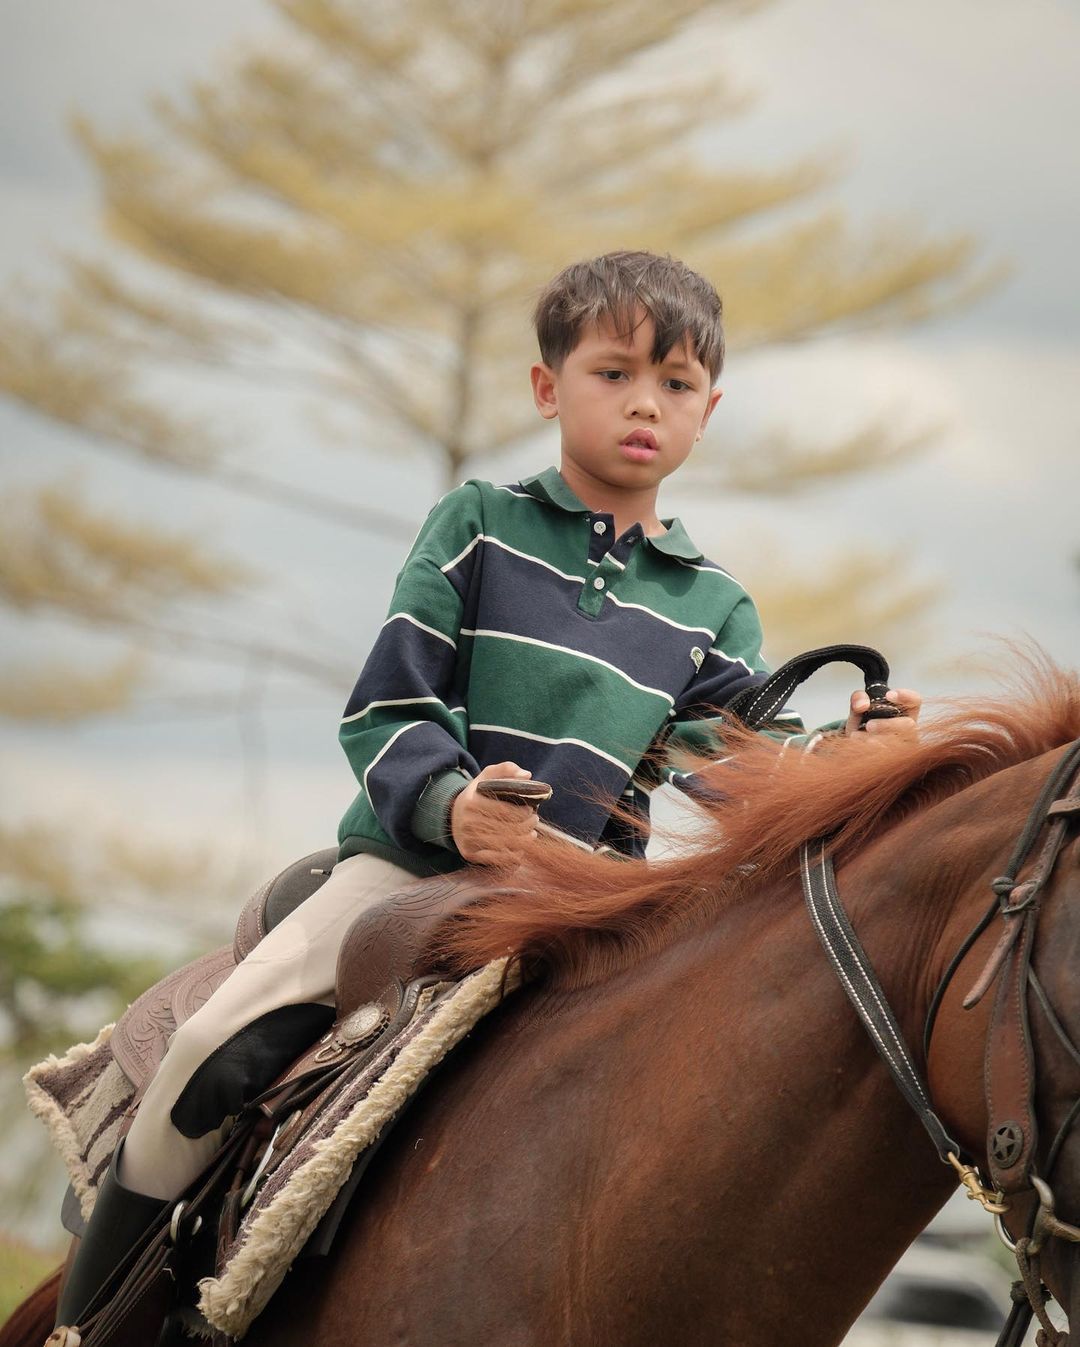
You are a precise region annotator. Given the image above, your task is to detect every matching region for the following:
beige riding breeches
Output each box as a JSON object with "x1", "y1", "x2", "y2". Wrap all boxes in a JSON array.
[{"x1": 120, "y1": 852, "x2": 417, "y2": 1200}]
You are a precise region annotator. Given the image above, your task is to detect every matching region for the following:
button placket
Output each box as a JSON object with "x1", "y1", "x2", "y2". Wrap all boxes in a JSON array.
[{"x1": 578, "y1": 552, "x2": 623, "y2": 614}]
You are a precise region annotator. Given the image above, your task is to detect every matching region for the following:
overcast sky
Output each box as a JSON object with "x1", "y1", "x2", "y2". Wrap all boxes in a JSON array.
[{"x1": 1, "y1": 0, "x2": 1078, "y2": 881}]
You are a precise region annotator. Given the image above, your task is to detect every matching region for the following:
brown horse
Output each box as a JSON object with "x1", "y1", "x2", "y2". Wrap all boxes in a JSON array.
[{"x1": 6, "y1": 659, "x2": 1080, "y2": 1347}]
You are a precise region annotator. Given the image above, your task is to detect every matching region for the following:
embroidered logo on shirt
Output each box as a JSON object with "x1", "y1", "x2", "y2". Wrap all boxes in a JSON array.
[{"x1": 690, "y1": 647, "x2": 705, "y2": 670}]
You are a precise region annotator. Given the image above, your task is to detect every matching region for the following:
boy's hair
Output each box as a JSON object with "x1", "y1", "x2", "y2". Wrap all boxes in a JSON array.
[{"x1": 534, "y1": 250, "x2": 725, "y2": 382}]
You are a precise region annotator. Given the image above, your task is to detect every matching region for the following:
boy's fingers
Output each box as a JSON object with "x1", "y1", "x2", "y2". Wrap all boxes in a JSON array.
[
  {"x1": 476, "y1": 761, "x2": 531, "y2": 780},
  {"x1": 885, "y1": 688, "x2": 922, "y2": 718},
  {"x1": 473, "y1": 798, "x2": 538, "y2": 825}
]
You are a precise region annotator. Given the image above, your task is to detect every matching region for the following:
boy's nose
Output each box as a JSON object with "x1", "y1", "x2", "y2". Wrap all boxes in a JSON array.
[{"x1": 625, "y1": 390, "x2": 660, "y2": 419}]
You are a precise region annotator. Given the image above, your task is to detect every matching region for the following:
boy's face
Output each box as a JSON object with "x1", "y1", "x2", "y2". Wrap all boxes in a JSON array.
[{"x1": 530, "y1": 312, "x2": 722, "y2": 497}]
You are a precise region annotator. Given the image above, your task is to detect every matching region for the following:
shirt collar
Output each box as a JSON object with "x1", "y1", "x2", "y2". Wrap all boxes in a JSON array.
[{"x1": 518, "y1": 467, "x2": 704, "y2": 563}]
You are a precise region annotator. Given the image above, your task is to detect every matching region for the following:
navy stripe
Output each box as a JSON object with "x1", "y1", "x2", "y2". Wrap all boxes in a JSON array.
[
  {"x1": 366, "y1": 722, "x2": 478, "y2": 849},
  {"x1": 342, "y1": 620, "x2": 457, "y2": 719},
  {"x1": 446, "y1": 545, "x2": 734, "y2": 697}
]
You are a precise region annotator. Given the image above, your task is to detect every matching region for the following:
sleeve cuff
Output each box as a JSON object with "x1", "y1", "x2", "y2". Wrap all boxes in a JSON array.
[{"x1": 411, "y1": 769, "x2": 472, "y2": 850}]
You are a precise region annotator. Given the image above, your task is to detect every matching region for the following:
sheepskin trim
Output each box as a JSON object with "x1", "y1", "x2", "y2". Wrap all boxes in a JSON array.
[
  {"x1": 23, "y1": 1024, "x2": 132, "y2": 1219},
  {"x1": 198, "y1": 959, "x2": 516, "y2": 1337}
]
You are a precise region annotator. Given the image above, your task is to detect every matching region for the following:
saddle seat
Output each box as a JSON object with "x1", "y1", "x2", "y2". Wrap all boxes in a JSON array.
[{"x1": 110, "y1": 850, "x2": 493, "y2": 1099}]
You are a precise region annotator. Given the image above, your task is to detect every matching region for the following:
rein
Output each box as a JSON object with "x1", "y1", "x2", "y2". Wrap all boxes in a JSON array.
[
  {"x1": 735, "y1": 650, "x2": 1080, "y2": 1345},
  {"x1": 804, "y1": 736, "x2": 1080, "y2": 1346}
]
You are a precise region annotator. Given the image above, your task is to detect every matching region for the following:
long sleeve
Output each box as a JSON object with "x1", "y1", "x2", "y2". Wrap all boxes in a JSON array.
[
  {"x1": 654, "y1": 593, "x2": 807, "y2": 800},
  {"x1": 338, "y1": 484, "x2": 484, "y2": 856}
]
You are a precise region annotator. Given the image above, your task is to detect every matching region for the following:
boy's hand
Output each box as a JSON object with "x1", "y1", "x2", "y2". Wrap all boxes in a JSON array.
[
  {"x1": 451, "y1": 762, "x2": 539, "y2": 867},
  {"x1": 843, "y1": 688, "x2": 922, "y2": 740}
]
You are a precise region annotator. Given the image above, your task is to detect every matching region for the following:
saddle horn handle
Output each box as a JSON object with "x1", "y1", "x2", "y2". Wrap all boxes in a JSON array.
[{"x1": 725, "y1": 644, "x2": 905, "y2": 732}]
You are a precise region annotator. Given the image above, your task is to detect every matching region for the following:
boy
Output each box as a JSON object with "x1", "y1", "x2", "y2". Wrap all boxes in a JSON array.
[{"x1": 54, "y1": 250, "x2": 920, "y2": 1333}]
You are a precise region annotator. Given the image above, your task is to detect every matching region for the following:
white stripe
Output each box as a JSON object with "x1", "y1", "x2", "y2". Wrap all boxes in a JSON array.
[
  {"x1": 774, "y1": 710, "x2": 803, "y2": 722},
  {"x1": 341, "y1": 697, "x2": 465, "y2": 726},
  {"x1": 470, "y1": 723, "x2": 633, "y2": 773},
  {"x1": 673, "y1": 558, "x2": 742, "y2": 583},
  {"x1": 706, "y1": 647, "x2": 754, "y2": 674},
  {"x1": 362, "y1": 721, "x2": 425, "y2": 796},
  {"x1": 493, "y1": 484, "x2": 531, "y2": 498},
  {"x1": 459, "y1": 629, "x2": 674, "y2": 706},
  {"x1": 691, "y1": 754, "x2": 734, "y2": 771},
  {"x1": 383, "y1": 612, "x2": 457, "y2": 649},
  {"x1": 342, "y1": 695, "x2": 443, "y2": 726},
  {"x1": 440, "y1": 533, "x2": 585, "y2": 586},
  {"x1": 605, "y1": 592, "x2": 714, "y2": 636},
  {"x1": 440, "y1": 534, "x2": 483, "y2": 573}
]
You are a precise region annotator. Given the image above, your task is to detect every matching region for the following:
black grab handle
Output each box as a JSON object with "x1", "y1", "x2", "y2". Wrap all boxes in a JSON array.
[{"x1": 725, "y1": 644, "x2": 905, "y2": 732}]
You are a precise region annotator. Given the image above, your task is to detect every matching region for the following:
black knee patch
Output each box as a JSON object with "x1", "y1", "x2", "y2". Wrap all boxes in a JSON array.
[{"x1": 170, "y1": 1002, "x2": 335, "y2": 1139}]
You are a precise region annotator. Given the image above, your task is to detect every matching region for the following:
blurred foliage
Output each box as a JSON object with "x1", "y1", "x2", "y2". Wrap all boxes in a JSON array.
[
  {"x1": 0, "y1": 825, "x2": 227, "y2": 1226},
  {"x1": 0, "y1": 893, "x2": 162, "y2": 1065},
  {"x1": 753, "y1": 547, "x2": 938, "y2": 656},
  {"x1": 0, "y1": 1235, "x2": 62, "y2": 1322}
]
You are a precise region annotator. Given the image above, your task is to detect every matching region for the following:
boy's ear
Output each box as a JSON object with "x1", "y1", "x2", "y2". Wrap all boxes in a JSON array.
[
  {"x1": 531, "y1": 362, "x2": 559, "y2": 420},
  {"x1": 696, "y1": 386, "x2": 723, "y2": 441}
]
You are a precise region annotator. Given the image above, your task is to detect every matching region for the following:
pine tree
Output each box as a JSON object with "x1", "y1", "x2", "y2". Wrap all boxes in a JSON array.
[{"x1": 0, "y1": 0, "x2": 991, "y2": 682}]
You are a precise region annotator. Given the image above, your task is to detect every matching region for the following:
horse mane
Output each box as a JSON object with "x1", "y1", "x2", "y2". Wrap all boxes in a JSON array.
[{"x1": 436, "y1": 651, "x2": 1080, "y2": 990}]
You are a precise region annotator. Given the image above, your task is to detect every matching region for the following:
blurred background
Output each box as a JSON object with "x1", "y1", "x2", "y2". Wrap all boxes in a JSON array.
[{"x1": 1, "y1": 0, "x2": 1078, "y2": 1334}]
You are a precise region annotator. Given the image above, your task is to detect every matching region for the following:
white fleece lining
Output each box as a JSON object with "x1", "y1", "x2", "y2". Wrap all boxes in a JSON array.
[{"x1": 198, "y1": 958, "x2": 516, "y2": 1337}]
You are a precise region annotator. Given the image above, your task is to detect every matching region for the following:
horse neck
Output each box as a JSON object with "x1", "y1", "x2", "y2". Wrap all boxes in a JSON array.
[
  {"x1": 836, "y1": 746, "x2": 1073, "y2": 1147},
  {"x1": 516, "y1": 877, "x2": 956, "y2": 1339},
  {"x1": 542, "y1": 753, "x2": 1056, "y2": 1343}
]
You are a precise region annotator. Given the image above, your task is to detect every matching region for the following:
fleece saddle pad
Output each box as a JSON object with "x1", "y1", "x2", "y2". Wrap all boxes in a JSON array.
[{"x1": 25, "y1": 957, "x2": 517, "y2": 1339}]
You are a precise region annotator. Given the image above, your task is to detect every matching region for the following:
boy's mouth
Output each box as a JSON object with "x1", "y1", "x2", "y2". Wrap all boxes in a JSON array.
[{"x1": 620, "y1": 429, "x2": 659, "y2": 461}]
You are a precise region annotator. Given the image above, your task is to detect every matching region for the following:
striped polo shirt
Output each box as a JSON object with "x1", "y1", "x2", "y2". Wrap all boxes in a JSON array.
[{"x1": 337, "y1": 467, "x2": 804, "y2": 874}]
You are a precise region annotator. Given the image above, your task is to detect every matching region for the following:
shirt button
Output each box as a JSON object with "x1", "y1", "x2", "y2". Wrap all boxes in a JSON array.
[
  {"x1": 593, "y1": 520, "x2": 607, "y2": 534},
  {"x1": 593, "y1": 577, "x2": 605, "y2": 590}
]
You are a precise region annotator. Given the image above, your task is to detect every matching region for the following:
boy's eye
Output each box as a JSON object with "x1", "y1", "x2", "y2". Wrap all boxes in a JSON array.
[
  {"x1": 598, "y1": 369, "x2": 627, "y2": 381},
  {"x1": 666, "y1": 379, "x2": 691, "y2": 392}
]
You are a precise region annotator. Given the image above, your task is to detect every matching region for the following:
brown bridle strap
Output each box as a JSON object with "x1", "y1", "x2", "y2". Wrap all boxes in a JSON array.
[
  {"x1": 805, "y1": 736, "x2": 1080, "y2": 1347},
  {"x1": 983, "y1": 780, "x2": 1080, "y2": 1196}
]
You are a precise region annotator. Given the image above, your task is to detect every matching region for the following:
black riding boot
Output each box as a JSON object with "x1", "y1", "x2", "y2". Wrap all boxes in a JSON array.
[{"x1": 54, "y1": 1144, "x2": 168, "y2": 1332}]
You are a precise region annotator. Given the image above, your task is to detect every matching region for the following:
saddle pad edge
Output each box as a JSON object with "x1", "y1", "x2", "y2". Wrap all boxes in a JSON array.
[
  {"x1": 197, "y1": 957, "x2": 516, "y2": 1337},
  {"x1": 23, "y1": 1022, "x2": 120, "y2": 1221}
]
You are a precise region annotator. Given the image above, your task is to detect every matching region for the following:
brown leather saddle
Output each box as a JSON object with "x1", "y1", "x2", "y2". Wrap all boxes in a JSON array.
[
  {"x1": 111, "y1": 773, "x2": 547, "y2": 1097},
  {"x1": 110, "y1": 848, "x2": 489, "y2": 1099},
  {"x1": 112, "y1": 848, "x2": 337, "y2": 1095}
]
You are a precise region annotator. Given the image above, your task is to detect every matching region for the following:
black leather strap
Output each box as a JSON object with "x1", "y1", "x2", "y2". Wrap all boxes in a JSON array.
[
  {"x1": 800, "y1": 839, "x2": 962, "y2": 1163},
  {"x1": 727, "y1": 644, "x2": 895, "y2": 731}
]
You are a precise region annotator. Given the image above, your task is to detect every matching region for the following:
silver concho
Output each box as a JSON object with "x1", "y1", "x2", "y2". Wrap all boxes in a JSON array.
[{"x1": 338, "y1": 1002, "x2": 389, "y2": 1047}]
